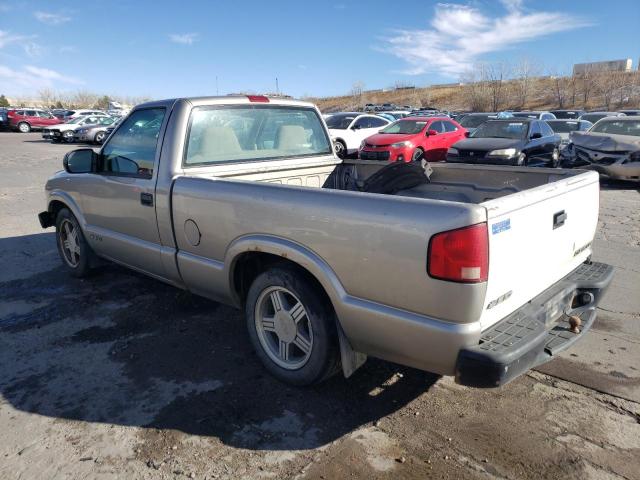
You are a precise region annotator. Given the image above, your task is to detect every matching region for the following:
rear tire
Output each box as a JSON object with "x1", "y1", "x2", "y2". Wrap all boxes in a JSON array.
[
  {"x1": 245, "y1": 266, "x2": 340, "y2": 386},
  {"x1": 55, "y1": 208, "x2": 94, "y2": 278},
  {"x1": 17, "y1": 122, "x2": 30, "y2": 133}
]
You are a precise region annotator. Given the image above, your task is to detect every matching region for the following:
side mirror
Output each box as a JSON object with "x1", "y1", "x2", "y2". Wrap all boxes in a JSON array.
[
  {"x1": 351, "y1": 124, "x2": 361, "y2": 130},
  {"x1": 530, "y1": 132, "x2": 543, "y2": 139},
  {"x1": 427, "y1": 129, "x2": 438, "y2": 136},
  {"x1": 63, "y1": 148, "x2": 96, "y2": 174}
]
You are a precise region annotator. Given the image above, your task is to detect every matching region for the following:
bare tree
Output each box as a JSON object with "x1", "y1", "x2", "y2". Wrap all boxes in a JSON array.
[
  {"x1": 461, "y1": 64, "x2": 491, "y2": 111},
  {"x1": 486, "y1": 62, "x2": 510, "y2": 111},
  {"x1": 550, "y1": 72, "x2": 569, "y2": 108},
  {"x1": 579, "y1": 65, "x2": 595, "y2": 107},
  {"x1": 568, "y1": 73, "x2": 579, "y2": 107},
  {"x1": 350, "y1": 81, "x2": 365, "y2": 110},
  {"x1": 38, "y1": 88, "x2": 56, "y2": 108},
  {"x1": 513, "y1": 58, "x2": 541, "y2": 109}
]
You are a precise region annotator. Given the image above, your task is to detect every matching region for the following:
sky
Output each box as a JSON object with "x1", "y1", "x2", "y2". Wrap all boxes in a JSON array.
[{"x1": 0, "y1": 0, "x2": 639, "y2": 100}]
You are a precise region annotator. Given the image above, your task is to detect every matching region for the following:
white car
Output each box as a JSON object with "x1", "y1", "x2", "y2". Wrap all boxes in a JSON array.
[
  {"x1": 325, "y1": 112, "x2": 391, "y2": 157},
  {"x1": 42, "y1": 115, "x2": 114, "y2": 143},
  {"x1": 65, "y1": 109, "x2": 109, "y2": 119}
]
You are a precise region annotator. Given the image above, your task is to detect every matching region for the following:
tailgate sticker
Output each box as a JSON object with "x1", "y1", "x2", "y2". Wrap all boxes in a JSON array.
[{"x1": 492, "y1": 218, "x2": 511, "y2": 235}]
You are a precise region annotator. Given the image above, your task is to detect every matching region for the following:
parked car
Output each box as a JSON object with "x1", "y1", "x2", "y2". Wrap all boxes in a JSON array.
[
  {"x1": 447, "y1": 118, "x2": 561, "y2": 167},
  {"x1": 38, "y1": 95, "x2": 612, "y2": 388},
  {"x1": 7, "y1": 108, "x2": 61, "y2": 132},
  {"x1": 570, "y1": 116, "x2": 640, "y2": 181},
  {"x1": 579, "y1": 112, "x2": 625, "y2": 124},
  {"x1": 0, "y1": 107, "x2": 8, "y2": 130},
  {"x1": 550, "y1": 109, "x2": 585, "y2": 120},
  {"x1": 359, "y1": 116, "x2": 466, "y2": 162},
  {"x1": 457, "y1": 112, "x2": 513, "y2": 135},
  {"x1": 619, "y1": 109, "x2": 640, "y2": 116},
  {"x1": 511, "y1": 111, "x2": 557, "y2": 121},
  {"x1": 51, "y1": 109, "x2": 74, "y2": 119},
  {"x1": 325, "y1": 112, "x2": 391, "y2": 158},
  {"x1": 546, "y1": 119, "x2": 593, "y2": 160},
  {"x1": 42, "y1": 115, "x2": 114, "y2": 143},
  {"x1": 376, "y1": 113, "x2": 397, "y2": 122},
  {"x1": 73, "y1": 116, "x2": 119, "y2": 144},
  {"x1": 63, "y1": 109, "x2": 109, "y2": 120}
]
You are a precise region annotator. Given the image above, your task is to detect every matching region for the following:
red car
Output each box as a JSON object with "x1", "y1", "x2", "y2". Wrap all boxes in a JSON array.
[
  {"x1": 7, "y1": 108, "x2": 61, "y2": 133},
  {"x1": 359, "y1": 116, "x2": 467, "y2": 162}
]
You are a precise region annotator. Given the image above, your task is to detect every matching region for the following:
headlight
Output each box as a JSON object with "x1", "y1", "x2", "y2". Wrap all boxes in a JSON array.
[
  {"x1": 447, "y1": 147, "x2": 459, "y2": 155},
  {"x1": 391, "y1": 141, "x2": 412, "y2": 148},
  {"x1": 487, "y1": 148, "x2": 517, "y2": 157}
]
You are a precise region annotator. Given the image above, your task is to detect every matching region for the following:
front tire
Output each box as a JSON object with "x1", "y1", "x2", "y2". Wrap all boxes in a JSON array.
[
  {"x1": 17, "y1": 122, "x2": 31, "y2": 133},
  {"x1": 551, "y1": 147, "x2": 560, "y2": 168},
  {"x1": 94, "y1": 131, "x2": 106, "y2": 144},
  {"x1": 515, "y1": 152, "x2": 527, "y2": 166},
  {"x1": 334, "y1": 140, "x2": 347, "y2": 159},
  {"x1": 63, "y1": 130, "x2": 75, "y2": 143},
  {"x1": 245, "y1": 267, "x2": 340, "y2": 385},
  {"x1": 411, "y1": 148, "x2": 424, "y2": 162},
  {"x1": 55, "y1": 208, "x2": 93, "y2": 278}
]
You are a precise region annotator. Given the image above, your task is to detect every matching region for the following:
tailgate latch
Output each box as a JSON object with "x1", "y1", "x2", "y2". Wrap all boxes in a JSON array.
[{"x1": 553, "y1": 210, "x2": 567, "y2": 229}]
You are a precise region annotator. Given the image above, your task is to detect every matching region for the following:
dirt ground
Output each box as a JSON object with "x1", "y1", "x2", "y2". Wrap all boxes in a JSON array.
[{"x1": 0, "y1": 132, "x2": 639, "y2": 480}]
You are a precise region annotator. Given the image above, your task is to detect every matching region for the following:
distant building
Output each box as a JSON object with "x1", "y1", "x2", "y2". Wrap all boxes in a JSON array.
[{"x1": 573, "y1": 59, "x2": 632, "y2": 76}]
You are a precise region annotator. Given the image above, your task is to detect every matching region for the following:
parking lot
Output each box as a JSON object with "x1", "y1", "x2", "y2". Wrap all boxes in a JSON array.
[{"x1": 0, "y1": 132, "x2": 639, "y2": 479}]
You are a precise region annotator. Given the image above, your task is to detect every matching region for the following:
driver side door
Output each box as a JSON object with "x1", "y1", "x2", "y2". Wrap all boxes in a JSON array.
[{"x1": 78, "y1": 108, "x2": 168, "y2": 278}]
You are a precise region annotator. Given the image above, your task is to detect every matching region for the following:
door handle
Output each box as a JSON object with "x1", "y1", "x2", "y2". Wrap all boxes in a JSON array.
[
  {"x1": 553, "y1": 210, "x2": 567, "y2": 229},
  {"x1": 140, "y1": 192, "x2": 154, "y2": 206}
]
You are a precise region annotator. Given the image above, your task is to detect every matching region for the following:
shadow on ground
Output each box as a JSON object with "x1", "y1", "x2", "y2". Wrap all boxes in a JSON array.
[
  {"x1": 0, "y1": 236, "x2": 439, "y2": 450},
  {"x1": 600, "y1": 177, "x2": 640, "y2": 191}
]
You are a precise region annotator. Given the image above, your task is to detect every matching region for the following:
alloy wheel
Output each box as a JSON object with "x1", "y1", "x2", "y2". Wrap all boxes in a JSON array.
[{"x1": 59, "y1": 219, "x2": 80, "y2": 267}]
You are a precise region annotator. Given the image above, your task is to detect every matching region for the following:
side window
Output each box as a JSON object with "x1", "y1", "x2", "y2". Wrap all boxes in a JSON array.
[
  {"x1": 540, "y1": 122, "x2": 554, "y2": 137},
  {"x1": 428, "y1": 121, "x2": 444, "y2": 133},
  {"x1": 529, "y1": 122, "x2": 541, "y2": 137},
  {"x1": 443, "y1": 121, "x2": 458, "y2": 133},
  {"x1": 369, "y1": 117, "x2": 388, "y2": 128},
  {"x1": 99, "y1": 108, "x2": 165, "y2": 178},
  {"x1": 15, "y1": 110, "x2": 24, "y2": 116},
  {"x1": 353, "y1": 117, "x2": 371, "y2": 129},
  {"x1": 26, "y1": 110, "x2": 36, "y2": 116}
]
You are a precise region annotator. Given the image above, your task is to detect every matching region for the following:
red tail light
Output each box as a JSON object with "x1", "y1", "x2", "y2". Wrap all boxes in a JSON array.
[
  {"x1": 247, "y1": 95, "x2": 269, "y2": 103},
  {"x1": 428, "y1": 223, "x2": 488, "y2": 283}
]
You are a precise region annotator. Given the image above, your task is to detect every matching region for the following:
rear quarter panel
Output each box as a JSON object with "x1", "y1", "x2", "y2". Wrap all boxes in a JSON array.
[{"x1": 171, "y1": 177, "x2": 488, "y2": 324}]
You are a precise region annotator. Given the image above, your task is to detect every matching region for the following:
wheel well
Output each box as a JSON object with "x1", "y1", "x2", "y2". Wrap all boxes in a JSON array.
[
  {"x1": 48, "y1": 200, "x2": 68, "y2": 219},
  {"x1": 232, "y1": 252, "x2": 333, "y2": 309}
]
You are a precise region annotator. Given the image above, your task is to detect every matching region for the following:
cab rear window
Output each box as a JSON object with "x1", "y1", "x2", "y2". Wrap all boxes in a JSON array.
[{"x1": 184, "y1": 105, "x2": 332, "y2": 166}]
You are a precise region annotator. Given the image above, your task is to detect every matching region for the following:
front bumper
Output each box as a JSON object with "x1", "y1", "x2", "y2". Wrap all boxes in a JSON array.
[
  {"x1": 447, "y1": 154, "x2": 518, "y2": 166},
  {"x1": 455, "y1": 261, "x2": 614, "y2": 388}
]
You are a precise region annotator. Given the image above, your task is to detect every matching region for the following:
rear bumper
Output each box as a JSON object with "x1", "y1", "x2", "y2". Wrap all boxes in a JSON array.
[{"x1": 455, "y1": 261, "x2": 614, "y2": 388}]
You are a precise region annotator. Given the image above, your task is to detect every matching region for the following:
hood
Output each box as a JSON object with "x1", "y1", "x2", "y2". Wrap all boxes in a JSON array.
[
  {"x1": 363, "y1": 133, "x2": 416, "y2": 146},
  {"x1": 570, "y1": 131, "x2": 640, "y2": 152},
  {"x1": 453, "y1": 137, "x2": 522, "y2": 151}
]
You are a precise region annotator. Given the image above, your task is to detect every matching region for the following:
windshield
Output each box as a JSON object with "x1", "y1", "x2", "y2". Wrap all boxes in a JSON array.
[
  {"x1": 325, "y1": 114, "x2": 356, "y2": 129},
  {"x1": 590, "y1": 120, "x2": 640, "y2": 136},
  {"x1": 185, "y1": 106, "x2": 332, "y2": 165},
  {"x1": 65, "y1": 116, "x2": 85, "y2": 124},
  {"x1": 472, "y1": 121, "x2": 528, "y2": 139},
  {"x1": 581, "y1": 113, "x2": 611, "y2": 124},
  {"x1": 460, "y1": 115, "x2": 491, "y2": 128},
  {"x1": 380, "y1": 120, "x2": 427, "y2": 134},
  {"x1": 547, "y1": 120, "x2": 581, "y2": 133}
]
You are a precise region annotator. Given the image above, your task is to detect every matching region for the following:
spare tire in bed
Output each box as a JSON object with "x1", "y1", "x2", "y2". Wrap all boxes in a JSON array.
[{"x1": 362, "y1": 161, "x2": 431, "y2": 195}]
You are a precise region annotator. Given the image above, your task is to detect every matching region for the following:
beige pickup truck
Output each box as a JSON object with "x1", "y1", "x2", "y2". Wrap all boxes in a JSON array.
[{"x1": 39, "y1": 96, "x2": 613, "y2": 387}]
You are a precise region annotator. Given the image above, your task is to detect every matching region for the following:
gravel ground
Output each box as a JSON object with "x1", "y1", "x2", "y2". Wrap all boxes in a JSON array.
[{"x1": 0, "y1": 132, "x2": 638, "y2": 480}]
